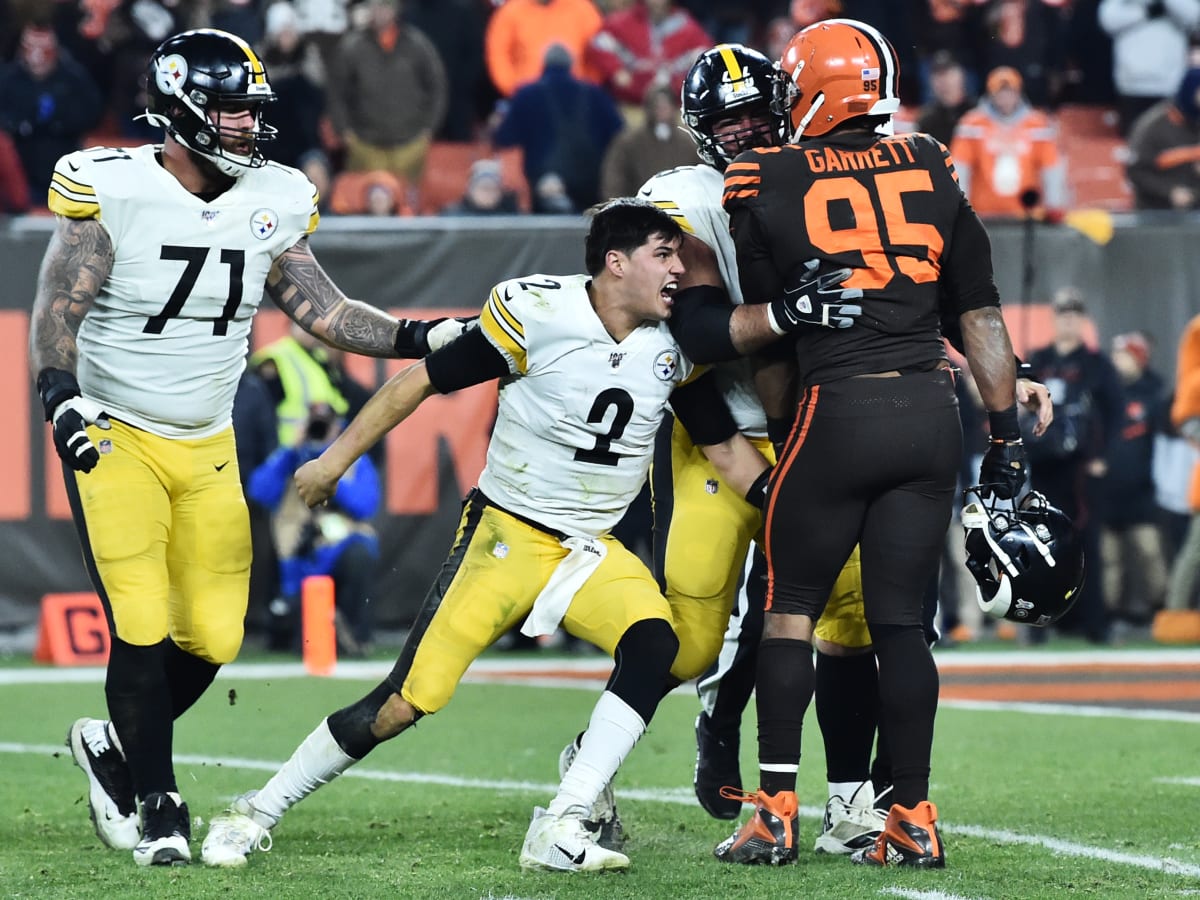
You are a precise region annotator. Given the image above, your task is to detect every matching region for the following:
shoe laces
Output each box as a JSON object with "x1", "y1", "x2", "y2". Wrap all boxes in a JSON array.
[
  {"x1": 213, "y1": 811, "x2": 273, "y2": 853},
  {"x1": 717, "y1": 786, "x2": 759, "y2": 806}
]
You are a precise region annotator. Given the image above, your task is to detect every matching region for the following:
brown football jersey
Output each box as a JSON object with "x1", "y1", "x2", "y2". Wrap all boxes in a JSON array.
[{"x1": 723, "y1": 130, "x2": 1000, "y2": 385}]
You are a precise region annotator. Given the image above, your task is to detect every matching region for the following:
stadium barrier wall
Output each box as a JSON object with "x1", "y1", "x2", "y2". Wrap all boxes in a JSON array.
[{"x1": 0, "y1": 212, "x2": 1194, "y2": 630}]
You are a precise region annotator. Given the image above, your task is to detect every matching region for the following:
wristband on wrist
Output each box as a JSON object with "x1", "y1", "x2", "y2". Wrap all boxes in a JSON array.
[
  {"x1": 745, "y1": 468, "x2": 772, "y2": 509},
  {"x1": 36, "y1": 367, "x2": 81, "y2": 421},
  {"x1": 393, "y1": 319, "x2": 428, "y2": 358},
  {"x1": 988, "y1": 404, "x2": 1021, "y2": 442}
]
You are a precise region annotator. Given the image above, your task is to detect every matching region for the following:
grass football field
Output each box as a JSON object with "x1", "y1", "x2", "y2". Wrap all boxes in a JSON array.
[{"x1": 1, "y1": 645, "x2": 1198, "y2": 899}]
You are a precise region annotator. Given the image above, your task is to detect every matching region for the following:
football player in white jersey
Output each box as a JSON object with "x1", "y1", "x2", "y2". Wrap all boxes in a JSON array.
[
  {"x1": 30, "y1": 29, "x2": 466, "y2": 868},
  {"x1": 198, "y1": 199, "x2": 778, "y2": 872}
]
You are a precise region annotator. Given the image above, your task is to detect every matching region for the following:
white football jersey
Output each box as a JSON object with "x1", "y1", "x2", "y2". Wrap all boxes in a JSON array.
[
  {"x1": 48, "y1": 144, "x2": 318, "y2": 439},
  {"x1": 477, "y1": 274, "x2": 693, "y2": 538},
  {"x1": 638, "y1": 164, "x2": 765, "y2": 438}
]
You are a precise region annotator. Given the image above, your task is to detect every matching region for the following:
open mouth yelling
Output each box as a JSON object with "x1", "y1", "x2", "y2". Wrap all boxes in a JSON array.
[{"x1": 661, "y1": 280, "x2": 679, "y2": 306}]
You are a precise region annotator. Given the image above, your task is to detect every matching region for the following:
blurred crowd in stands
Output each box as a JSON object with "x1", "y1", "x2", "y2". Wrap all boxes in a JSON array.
[
  {"x1": 4, "y1": 0, "x2": 1200, "y2": 217},
  {"x1": 8, "y1": 0, "x2": 1200, "y2": 650}
]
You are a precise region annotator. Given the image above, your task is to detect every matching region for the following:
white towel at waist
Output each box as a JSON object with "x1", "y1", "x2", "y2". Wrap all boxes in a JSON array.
[{"x1": 520, "y1": 536, "x2": 608, "y2": 638}]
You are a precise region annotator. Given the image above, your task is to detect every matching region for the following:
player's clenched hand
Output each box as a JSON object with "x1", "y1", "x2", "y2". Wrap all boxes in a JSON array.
[
  {"x1": 1016, "y1": 377, "x2": 1053, "y2": 437},
  {"x1": 37, "y1": 368, "x2": 110, "y2": 473},
  {"x1": 979, "y1": 438, "x2": 1027, "y2": 500},
  {"x1": 295, "y1": 457, "x2": 340, "y2": 507},
  {"x1": 52, "y1": 397, "x2": 111, "y2": 473},
  {"x1": 767, "y1": 259, "x2": 863, "y2": 333}
]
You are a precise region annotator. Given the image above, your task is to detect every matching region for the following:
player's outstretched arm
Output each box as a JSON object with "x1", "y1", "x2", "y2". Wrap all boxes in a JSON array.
[
  {"x1": 268, "y1": 237, "x2": 469, "y2": 359},
  {"x1": 295, "y1": 360, "x2": 437, "y2": 507}
]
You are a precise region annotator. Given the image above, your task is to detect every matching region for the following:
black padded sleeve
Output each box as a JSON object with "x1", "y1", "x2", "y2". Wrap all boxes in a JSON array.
[
  {"x1": 424, "y1": 326, "x2": 510, "y2": 394},
  {"x1": 666, "y1": 284, "x2": 739, "y2": 363}
]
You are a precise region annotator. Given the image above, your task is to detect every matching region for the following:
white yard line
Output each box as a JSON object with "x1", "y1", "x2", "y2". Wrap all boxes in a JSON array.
[
  {"x1": 2, "y1": 740, "x2": 1198, "y2": 879},
  {"x1": 880, "y1": 889, "x2": 987, "y2": 900}
]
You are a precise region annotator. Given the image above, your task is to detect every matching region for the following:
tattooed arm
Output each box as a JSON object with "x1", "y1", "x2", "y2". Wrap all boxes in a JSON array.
[
  {"x1": 29, "y1": 216, "x2": 113, "y2": 378},
  {"x1": 267, "y1": 237, "x2": 464, "y2": 359},
  {"x1": 30, "y1": 216, "x2": 115, "y2": 472}
]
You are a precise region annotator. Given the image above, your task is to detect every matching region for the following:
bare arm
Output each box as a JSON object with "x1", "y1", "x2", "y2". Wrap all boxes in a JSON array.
[
  {"x1": 266, "y1": 236, "x2": 403, "y2": 358},
  {"x1": 960, "y1": 306, "x2": 1017, "y2": 412},
  {"x1": 698, "y1": 431, "x2": 771, "y2": 499},
  {"x1": 29, "y1": 217, "x2": 112, "y2": 378},
  {"x1": 294, "y1": 360, "x2": 437, "y2": 506}
]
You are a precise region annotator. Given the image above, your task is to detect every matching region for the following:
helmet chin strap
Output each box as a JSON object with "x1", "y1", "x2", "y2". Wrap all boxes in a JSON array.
[{"x1": 792, "y1": 93, "x2": 824, "y2": 141}]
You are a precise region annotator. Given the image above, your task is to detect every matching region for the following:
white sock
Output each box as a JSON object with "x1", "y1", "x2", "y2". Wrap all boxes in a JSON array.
[
  {"x1": 829, "y1": 780, "x2": 864, "y2": 802},
  {"x1": 548, "y1": 691, "x2": 645, "y2": 818},
  {"x1": 248, "y1": 718, "x2": 356, "y2": 828}
]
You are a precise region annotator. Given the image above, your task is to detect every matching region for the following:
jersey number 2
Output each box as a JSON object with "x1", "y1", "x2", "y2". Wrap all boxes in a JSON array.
[
  {"x1": 574, "y1": 388, "x2": 634, "y2": 466},
  {"x1": 805, "y1": 170, "x2": 944, "y2": 290},
  {"x1": 144, "y1": 245, "x2": 246, "y2": 335}
]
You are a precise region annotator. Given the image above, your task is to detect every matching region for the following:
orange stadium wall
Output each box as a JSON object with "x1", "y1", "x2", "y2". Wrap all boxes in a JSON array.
[{"x1": 0, "y1": 213, "x2": 1196, "y2": 629}]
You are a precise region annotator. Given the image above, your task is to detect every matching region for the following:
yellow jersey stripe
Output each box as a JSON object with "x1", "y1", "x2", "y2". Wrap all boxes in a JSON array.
[
  {"x1": 48, "y1": 185, "x2": 100, "y2": 218},
  {"x1": 489, "y1": 288, "x2": 525, "y2": 340},
  {"x1": 51, "y1": 172, "x2": 95, "y2": 195},
  {"x1": 481, "y1": 297, "x2": 527, "y2": 374}
]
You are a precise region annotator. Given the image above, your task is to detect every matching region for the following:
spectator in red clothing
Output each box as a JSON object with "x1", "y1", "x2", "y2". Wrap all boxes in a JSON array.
[
  {"x1": 587, "y1": 0, "x2": 711, "y2": 111},
  {"x1": 0, "y1": 130, "x2": 31, "y2": 213}
]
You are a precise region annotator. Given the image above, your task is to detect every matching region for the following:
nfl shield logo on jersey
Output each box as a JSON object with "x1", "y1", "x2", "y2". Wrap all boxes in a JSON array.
[{"x1": 250, "y1": 208, "x2": 278, "y2": 240}]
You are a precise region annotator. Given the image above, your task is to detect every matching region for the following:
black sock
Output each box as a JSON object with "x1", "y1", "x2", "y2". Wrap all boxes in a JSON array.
[
  {"x1": 106, "y1": 637, "x2": 176, "y2": 801},
  {"x1": 164, "y1": 639, "x2": 219, "y2": 720},
  {"x1": 871, "y1": 625, "x2": 938, "y2": 809},
  {"x1": 815, "y1": 650, "x2": 879, "y2": 784},
  {"x1": 756, "y1": 637, "x2": 813, "y2": 796}
]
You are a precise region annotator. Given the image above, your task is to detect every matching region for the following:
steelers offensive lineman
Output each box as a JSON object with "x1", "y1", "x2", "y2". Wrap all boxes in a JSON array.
[
  {"x1": 30, "y1": 30, "x2": 465, "y2": 867},
  {"x1": 198, "y1": 200, "x2": 776, "y2": 873}
]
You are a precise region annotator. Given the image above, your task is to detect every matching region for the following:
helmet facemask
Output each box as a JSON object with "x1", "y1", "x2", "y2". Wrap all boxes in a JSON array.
[{"x1": 962, "y1": 487, "x2": 1085, "y2": 628}]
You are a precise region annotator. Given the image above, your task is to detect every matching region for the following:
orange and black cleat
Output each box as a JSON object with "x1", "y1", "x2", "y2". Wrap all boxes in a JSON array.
[
  {"x1": 851, "y1": 800, "x2": 946, "y2": 868},
  {"x1": 713, "y1": 788, "x2": 799, "y2": 865}
]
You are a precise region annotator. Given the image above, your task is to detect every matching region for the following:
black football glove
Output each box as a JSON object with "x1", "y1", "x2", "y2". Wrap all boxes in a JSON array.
[
  {"x1": 37, "y1": 368, "x2": 111, "y2": 473},
  {"x1": 745, "y1": 467, "x2": 772, "y2": 511},
  {"x1": 979, "y1": 438, "x2": 1027, "y2": 500},
  {"x1": 767, "y1": 259, "x2": 863, "y2": 333}
]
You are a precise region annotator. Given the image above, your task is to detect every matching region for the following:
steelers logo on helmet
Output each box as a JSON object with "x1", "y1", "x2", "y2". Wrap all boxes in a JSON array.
[
  {"x1": 155, "y1": 54, "x2": 188, "y2": 97},
  {"x1": 653, "y1": 349, "x2": 678, "y2": 382}
]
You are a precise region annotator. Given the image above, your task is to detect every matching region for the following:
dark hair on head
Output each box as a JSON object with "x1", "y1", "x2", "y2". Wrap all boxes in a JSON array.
[{"x1": 584, "y1": 198, "x2": 683, "y2": 275}]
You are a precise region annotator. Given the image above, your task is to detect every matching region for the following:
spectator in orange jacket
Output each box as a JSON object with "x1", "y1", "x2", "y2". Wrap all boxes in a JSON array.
[
  {"x1": 586, "y1": 0, "x2": 710, "y2": 109},
  {"x1": 949, "y1": 65, "x2": 1068, "y2": 218},
  {"x1": 484, "y1": 0, "x2": 603, "y2": 98}
]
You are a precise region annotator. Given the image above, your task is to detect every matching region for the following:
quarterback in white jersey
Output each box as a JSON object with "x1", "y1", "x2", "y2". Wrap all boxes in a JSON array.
[
  {"x1": 198, "y1": 200, "x2": 771, "y2": 874},
  {"x1": 478, "y1": 273, "x2": 694, "y2": 537},
  {"x1": 31, "y1": 29, "x2": 465, "y2": 868}
]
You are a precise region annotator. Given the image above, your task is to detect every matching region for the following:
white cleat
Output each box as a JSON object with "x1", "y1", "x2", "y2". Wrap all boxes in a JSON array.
[
  {"x1": 201, "y1": 791, "x2": 273, "y2": 868},
  {"x1": 814, "y1": 780, "x2": 888, "y2": 855},
  {"x1": 519, "y1": 807, "x2": 630, "y2": 873},
  {"x1": 66, "y1": 717, "x2": 140, "y2": 850}
]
